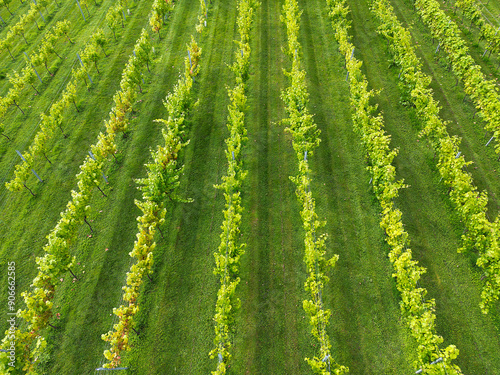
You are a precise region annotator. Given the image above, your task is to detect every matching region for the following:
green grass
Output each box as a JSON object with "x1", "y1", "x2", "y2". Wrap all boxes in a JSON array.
[
  {"x1": 439, "y1": 1, "x2": 500, "y2": 77},
  {"x1": 0, "y1": 0, "x2": 55, "y2": 48},
  {"x1": 0, "y1": 0, "x2": 499, "y2": 373},
  {"x1": 232, "y1": 0, "x2": 310, "y2": 373},
  {"x1": 0, "y1": 0, "x2": 26, "y2": 22},
  {"x1": 479, "y1": 0, "x2": 500, "y2": 29}
]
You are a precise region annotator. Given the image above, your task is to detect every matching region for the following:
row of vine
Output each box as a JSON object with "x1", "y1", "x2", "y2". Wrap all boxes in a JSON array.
[
  {"x1": 208, "y1": 0, "x2": 256, "y2": 374},
  {"x1": 281, "y1": 0, "x2": 347, "y2": 373},
  {"x1": 326, "y1": 0, "x2": 463, "y2": 372},
  {"x1": 372, "y1": 0, "x2": 500, "y2": 314}
]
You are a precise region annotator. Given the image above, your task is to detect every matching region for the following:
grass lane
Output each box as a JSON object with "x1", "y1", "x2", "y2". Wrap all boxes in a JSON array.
[{"x1": 232, "y1": 0, "x2": 310, "y2": 373}]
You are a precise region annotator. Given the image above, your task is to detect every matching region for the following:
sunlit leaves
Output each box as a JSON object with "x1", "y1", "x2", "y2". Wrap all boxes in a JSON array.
[
  {"x1": 209, "y1": 2, "x2": 255, "y2": 372},
  {"x1": 149, "y1": 0, "x2": 173, "y2": 39},
  {"x1": 330, "y1": 0, "x2": 462, "y2": 372},
  {"x1": 415, "y1": 0, "x2": 500, "y2": 157},
  {"x1": 281, "y1": 1, "x2": 346, "y2": 373},
  {"x1": 373, "y1": 0, "x2": 500, "y2": 315},
  {"x1": 102, "y1": 40, "x2": 196, "y2": 370}
]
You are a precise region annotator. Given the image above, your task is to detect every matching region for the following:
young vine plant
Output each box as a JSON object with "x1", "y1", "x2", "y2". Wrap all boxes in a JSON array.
[{"x1": 281, "y1": 0, "x2": 347, "y2": 373}]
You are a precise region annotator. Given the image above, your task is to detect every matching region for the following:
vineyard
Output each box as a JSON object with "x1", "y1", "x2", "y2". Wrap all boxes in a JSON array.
[{"x1": 0, "y1": 0, "x2": 499, "y2": 373}]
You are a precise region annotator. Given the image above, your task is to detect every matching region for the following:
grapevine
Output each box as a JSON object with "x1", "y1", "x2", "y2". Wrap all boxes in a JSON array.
[
  {"x1": 281, "y1": 0, "x2": 347, "y2": 373},
  {"x1": 327, "y1": 0, "x2": 464, "y2": 372}
]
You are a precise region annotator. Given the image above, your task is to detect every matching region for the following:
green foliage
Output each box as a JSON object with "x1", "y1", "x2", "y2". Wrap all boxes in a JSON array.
[
  {"x1": 281, "y1": 1, "x2": 347, "y2": 373},
  {"x1": 0, "y1": 0, "x2": 13, "y2": 15},
  {"x1": 149, "y1": 0, "x2": 173, "y2": 38},
  {"x1": 54, "y1": 19, "x2": 73, "y2": 43},
  {"x1": 209, "y1": 1, "x2": 257, "y2": 372},
  {"x1": 92, "y1": 132, "x2": 117, "y2": 160},
  {"x1": 454, "y1": 0, "x2": 485, "y2": 33},
  {"x1": 0, "y1": 35, "x2": 15, "y2": 59},
  {"x1": 102, "y1": 39, "x2": 197, "y2": 370},
  {"x1": 135, "y1": 133, "x2": 189, "y2": 203},
  {"x1": 106, "y1": 3, "x2": 123, "y2": 40},
  {"x1": 2, "y1": 19, "x2": 108, "y2": 197},
  {"x1": 6, "y1": 75, "x2": 80, "y2": 194},
  {"x1": 413, "y1": 0, "x2": 500, "y2": 157},
  {"x1": 372, "y1": 0, "x2": 500, "y2": 314},
  {"x1": 196, "y1": 0, "x2": 208, "y2": 33},
  {"x1": 328, "y1": 0, "x2": 463, "y2": 372},
  {"x1": 134, "y1": 28, "x2": 153, "y2": 73},
  {"x1": 186, "y1": 36, "x2": 202, "y2": 77},
  {"x1": 2, "y1": 11, "x2": 160, "y2": 372},
  {"x1": 281, "y1": 0, "x2": 302, "y2": 58},
  {"x1": 81, "y1": 39, "x2": 100, "y2": 74},
  {"x1": 91, "y1": 28, "x2": 108, "y2": 56}
]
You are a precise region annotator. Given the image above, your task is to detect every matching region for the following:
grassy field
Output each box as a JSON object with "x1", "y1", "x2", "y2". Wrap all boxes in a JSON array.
[{"x1": 0, "y1": 0, "x2": 499, "y2": 373}]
